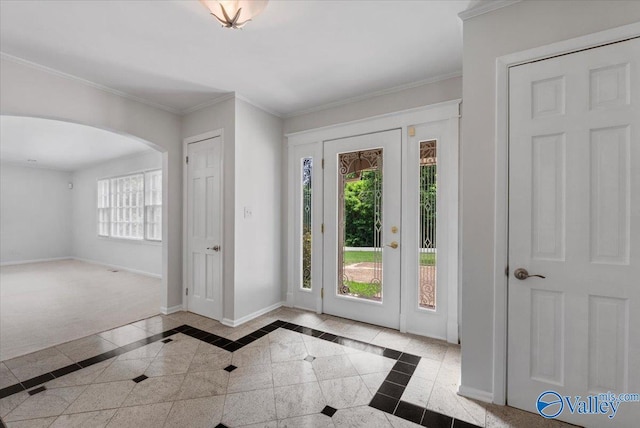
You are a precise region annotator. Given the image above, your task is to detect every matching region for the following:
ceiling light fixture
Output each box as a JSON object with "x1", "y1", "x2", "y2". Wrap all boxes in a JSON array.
[{"x1": 200, "y1": 0, "x2": 268, "y2": 29}]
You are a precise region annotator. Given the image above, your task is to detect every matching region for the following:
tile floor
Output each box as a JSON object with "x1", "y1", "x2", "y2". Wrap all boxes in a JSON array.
[{"x1": 0, "y1": 307, "x2": 575, "y2": 427}]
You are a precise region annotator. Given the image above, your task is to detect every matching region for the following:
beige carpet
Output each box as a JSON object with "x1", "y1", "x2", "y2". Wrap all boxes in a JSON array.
[{"x1": 0, "y1": 259, "x2": 161, "y2": 361}]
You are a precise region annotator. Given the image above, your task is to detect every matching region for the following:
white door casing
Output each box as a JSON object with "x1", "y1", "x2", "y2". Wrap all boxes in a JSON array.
[
  {"x1": 508, "y1": 38, "x2": 639, "y2": 427},
  {"x1": 323, "y1": 129, "x2": 402, "y2": 329},
  {"x1": 186, "y1": 136, "x2": 223, "y2": 320}
]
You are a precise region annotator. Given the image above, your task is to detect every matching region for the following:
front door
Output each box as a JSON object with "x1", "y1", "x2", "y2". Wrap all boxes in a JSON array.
[
  {"x1": 508, "y1": 38, "x2": 639, "y2": 427},
  {"x1": 186, "y1": 137, "x2": 223, "y2": 320},
  {"x1": 323, "y1": 129, "x2": 402, "y2": 329}
]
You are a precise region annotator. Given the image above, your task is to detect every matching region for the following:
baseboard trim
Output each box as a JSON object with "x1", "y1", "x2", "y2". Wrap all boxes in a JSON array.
[
  {"x1": 0, "y1": 257, "x2": 72, "y2": 267},
  {"x1": 160, "y1": 304, "x2": 183, "y2": 315},
  {"x1": 291, "y1": 304, "x2": 315, "y2": 313},
  {"x1": 221, "y1": 301, "x2": 284, "y2": 328},
  {"x1": 71, "y1": 257, "x2": 161, "y2": 279},
  {"x1": 457, "y1": 385, "x2": 494, "y2": 403}
]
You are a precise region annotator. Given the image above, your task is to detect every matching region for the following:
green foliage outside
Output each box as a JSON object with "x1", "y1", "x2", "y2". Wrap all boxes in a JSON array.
[
  {"x1": 343, "y1": 166, "x2": 437, "y2": 248},
  {"x1": 300, "y1": 162, "x2": 436, "y2": 295},
  {"x1": 343, "y1": 251, "x2": 435, "y2": 266},
  {"x1": 343, "y1": 280, "x2": 380, "y2": 298},
  {"x1": 344, "y1": 171, "x2": 379, "y2": 247}
]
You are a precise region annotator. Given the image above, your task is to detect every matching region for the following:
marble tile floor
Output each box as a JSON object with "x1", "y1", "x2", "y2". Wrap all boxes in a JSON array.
[{"x1": 0, "y1": 307, "x2": 577, "y2": 428}]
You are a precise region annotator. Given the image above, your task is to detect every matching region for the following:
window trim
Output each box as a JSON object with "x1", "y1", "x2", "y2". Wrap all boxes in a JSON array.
[{"x1": 96, "y1": 168, "x2": 162, "y2": 242}]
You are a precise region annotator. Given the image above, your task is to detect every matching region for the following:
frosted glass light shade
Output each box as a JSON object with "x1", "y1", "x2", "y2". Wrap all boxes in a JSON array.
[{"x1": 200, "y1": 0, "x2": 269, "y2": 28}]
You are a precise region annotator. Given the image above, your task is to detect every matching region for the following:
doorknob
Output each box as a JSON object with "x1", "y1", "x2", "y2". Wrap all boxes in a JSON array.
[
  {"x1": 514, "y1": 268, "x2": 545, "y2": 280},
  {"x1": 207, "y1": 245, "x2": 221, "y2": 252},
  {"x1": 386, "y1": 241, "x2": 399, "y2": 249}
]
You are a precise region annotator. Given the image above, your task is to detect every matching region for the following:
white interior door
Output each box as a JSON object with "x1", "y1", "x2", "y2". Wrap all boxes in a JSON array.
[
  {"x1": 186, "y1": 137, "x2": 223, "y2": 320},
  {"x1": 508, "y1": 38, "x2": 639, "y2": 427},
  {"x1": 323, "y1": 129, "x2": 401, "y2": 329}
]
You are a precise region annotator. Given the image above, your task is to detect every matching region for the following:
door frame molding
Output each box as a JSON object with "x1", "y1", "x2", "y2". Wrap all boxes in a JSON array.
[
  {"x1": 286, "y1": 99, "x2": 461, "y2": 342},
  {"x1": 182, "y1": 129, "x2": 225, "y2": 317},
  {"x1": 491, "y1": 22, "x2": 640, "y2": 406}
]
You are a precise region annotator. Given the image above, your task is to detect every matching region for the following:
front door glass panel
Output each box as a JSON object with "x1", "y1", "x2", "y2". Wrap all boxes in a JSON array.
[{"x1": 337, "y1": 148, "x2": 383, "y2": 301}]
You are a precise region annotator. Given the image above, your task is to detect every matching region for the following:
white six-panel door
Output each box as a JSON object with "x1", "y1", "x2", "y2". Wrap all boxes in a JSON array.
[
  {"x1": 508, "y1": 38, "x2": 639, "y2": 427},
  {"x1": 186, "y1": 137, "x2": 223, "y2": 320}
]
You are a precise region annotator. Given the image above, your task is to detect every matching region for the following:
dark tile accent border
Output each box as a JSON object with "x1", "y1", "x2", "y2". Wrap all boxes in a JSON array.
[
  {"x1": 0, "y1": 327, "x2": 179, "y2": 400},
  {"x1": 223, "y1": 364, "x2": 237, "y2": 373},
  {"x1": 0, "y1": 319, "x2": 481, "y2": 428},
  {"x1": 321, "y1": 405, "x2": 337, "y2": 417},
  {"x1": 27, "y1": 386, "x2": 46, "y2": 396},
  {"x1": 421, "y1": 409, "x2": 454, "y2": 427},
  {"x1": 132, "y1": 374, "x2": 148, "y2": 383}
]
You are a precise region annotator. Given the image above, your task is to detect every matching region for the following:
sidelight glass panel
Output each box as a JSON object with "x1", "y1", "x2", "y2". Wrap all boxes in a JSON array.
[
  {"x1": 338, "y1": 149, "x2": 383, "y2": 301},
  {"x1": 301, "y1": 158, "x2": 313, "y2": 289},
  {"x1": 419, "y1": 140, "x2": 437, "y2": 310}
]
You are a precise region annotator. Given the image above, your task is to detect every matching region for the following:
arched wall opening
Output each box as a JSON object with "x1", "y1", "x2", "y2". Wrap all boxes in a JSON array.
[
  {"x1": 0, "y1": 114, "x2": 178, "y2": 359},
  {"x1": 0, "y1": 55, "x2": 184, "y2": 318}
]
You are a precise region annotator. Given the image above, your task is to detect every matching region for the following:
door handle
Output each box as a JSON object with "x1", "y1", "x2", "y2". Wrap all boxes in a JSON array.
[
  {"x1": 207, "y1": 245, "x2": 221, "y2": 252},
  {"x1": 386, "y1": 241, "x2": 399, "y2": 249},
  {"x1": 514, "y1": 268, "x2": 545, "y2": 280}
]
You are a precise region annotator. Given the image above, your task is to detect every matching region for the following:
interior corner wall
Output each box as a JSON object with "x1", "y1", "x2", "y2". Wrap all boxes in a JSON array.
[
  {"x1": 0, "y1": 57, "x2": 183, "y2": 310},
  {"x1": 234, "y1": 99, "x2": 283, "y2": 320},
  {"x1": 0, "y1": 163, "x2": 73, "y2": 264},
  {"x1": 459, "y1": 0, "x2": 640, "y2": 398},
  {"x1": 71, "y1": 151, "x2": 163, "y2": 277},
  {"x1": 181, "y1": 97, "x2": 236, "y2": 320},
  {"x1": 283, "y1": 75, "x2": 462, "y2": 135}
]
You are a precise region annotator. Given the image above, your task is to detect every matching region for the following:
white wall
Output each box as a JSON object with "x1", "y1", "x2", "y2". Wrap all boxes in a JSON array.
[
  {"x1": 182, "y1": 96, "x2": 284, "y2": 322},
  {"x1": 0, "y1": 163, "x2": 72, "y2": 263},
  {"x1": 459, "y1": 0, "x2": 640, "y2": 399},
  {"x1": 234, "y1": 99, "x2": 283, "y2": 320},
  {"x1": 0, "y1": 57, "x2": 183, "y2": 311},
  {"x1": 71, "y1": 151, "x2": 162, "y2": 277},
  {"x1": 181, "y1": 96, "x2": 237, "y2": 319}
]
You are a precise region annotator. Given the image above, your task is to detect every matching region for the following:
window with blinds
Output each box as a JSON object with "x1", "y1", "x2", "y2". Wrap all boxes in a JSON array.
[{"x1": 97, "y1": 170, "x2": 162, "y2": 241}]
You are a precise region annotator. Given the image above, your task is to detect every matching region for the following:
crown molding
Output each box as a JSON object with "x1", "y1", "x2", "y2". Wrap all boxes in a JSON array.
[
  {"x1": 0, "y1": 52, "x2": 183, "y2": 115},
  {"x1": 283, "y1": 70, "x2": 462, "y2": 119},
  {"x1": 2, "y1": 51, "x2": 462, "y2": 122},
  {"x1": 235, "y1": 94, "x2": 284, "y2": 118},
  {"x1": 458, "y1": 0, "x2": 521, "y2": 21},
  {"x1": 181, "y1": 92, "x2": 237, "y2": 115}
]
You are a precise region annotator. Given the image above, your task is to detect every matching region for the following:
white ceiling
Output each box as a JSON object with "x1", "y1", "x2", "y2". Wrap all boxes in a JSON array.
[
  {"x1": 0, "y1": 0, "x2": 469, "y2": 116},
  {"x1": 0, "y1": 116, "x2": 154, "y2": 171}
]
